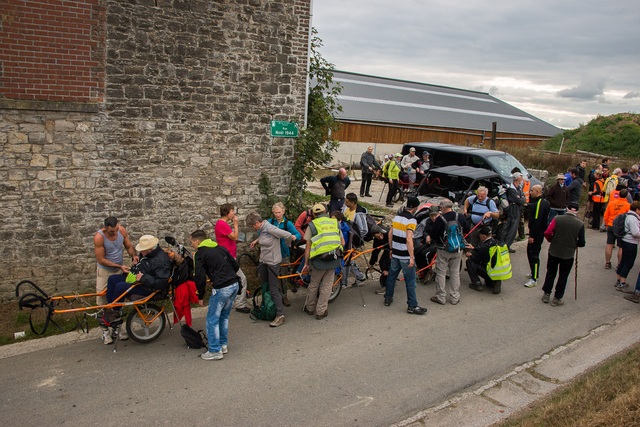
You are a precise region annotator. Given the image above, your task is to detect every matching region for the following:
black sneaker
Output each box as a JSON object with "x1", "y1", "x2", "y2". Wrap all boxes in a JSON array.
[
  {"x1": 469, "y1": 282, "x2": 483, "y2": 292},
  {"x1": 384, "y1": 297, "x2": 393, "y2": 306},
  {"x1": 492, "y1": 281, "x2": 502, "y2": 294},
  {"x1": 407, "y1": 306, "x2": 427, "y2": 315}
]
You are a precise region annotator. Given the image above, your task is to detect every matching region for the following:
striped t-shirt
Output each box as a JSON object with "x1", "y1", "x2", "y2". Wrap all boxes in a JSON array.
[{"x1": 391, "y1": 210, "x2": 417, "y2": 260}]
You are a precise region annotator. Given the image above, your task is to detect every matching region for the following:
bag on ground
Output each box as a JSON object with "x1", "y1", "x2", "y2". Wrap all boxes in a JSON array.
[
  {"x1": 486, "y1": 242, "x2": 512, "y2": 280},
  {"x1": 250, "y1": 282, "x2": 277, "y2": 321},
  {"x1": 180, "y1": 324, "x2": 208, "y2": 349}
]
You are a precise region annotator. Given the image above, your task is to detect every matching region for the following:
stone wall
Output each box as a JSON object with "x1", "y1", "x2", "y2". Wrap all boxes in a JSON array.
[{"x1": 0, "y1": 0, "x2": 311, "y2": 300}]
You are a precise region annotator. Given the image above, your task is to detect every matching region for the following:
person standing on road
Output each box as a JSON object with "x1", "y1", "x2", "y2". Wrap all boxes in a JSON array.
[
  {"x1": 359, "y1": 146, "x2": 379, "y2": 198},
  {"x1": 190, "y1": 230, "x2": 240, "y2": 361},
  {"x1": 566, "y1": 168, "x2": 584, "y2": 206},
  {"x1": 247, "y1": 211, "x2": 295, "y2": 327},
  {"x1": 385, "y1": 153, "x2": 402, "y2": 207},
  {"x1": 94, "y1": 216, "x2": 138, "y2": 306},
  {"x1": 401, "y1": 147, "x2": 419, "y2": 184},
  {"x1": 429, "y1": 198, "x2": 469, "y2": 305},
  {"x1": 589, "y1": 169, "x2": 606, "y2": 230},
  {"x1": 540, "y1": 203, "x2": 586, "y2": 307},
  {"x1": 614, "y1": 201, "x2": 640, "y2": 291},
  {"x1": 301, "y1": 203, "x2": 345, "y2": 320},
  {"x1": 320, "y1": 168, "x2": 351, "y2": 214},
  {"x1": 603, "y1": 188, "x2": 631, "y2": 270},
  {"x1": 215, "y1": 204, "x2": 250, "y2": 314},
  {"x1": 546, "y1": 174, "x2": 569, "y2": 226},
  {"x1": 384, "y1": 196, "x2": 428, "y2": 314},
  {"x1": 504, "y1": 172, "x2": 526, "y2": 252},
  {"x1": 524, "y1": 185, "x2": 550, "y2": 288}
]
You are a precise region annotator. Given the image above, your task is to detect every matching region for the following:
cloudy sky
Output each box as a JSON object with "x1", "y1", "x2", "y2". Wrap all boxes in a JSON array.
[{"x1": 311, "y1": 0, "x2": 640, "y2": 129}]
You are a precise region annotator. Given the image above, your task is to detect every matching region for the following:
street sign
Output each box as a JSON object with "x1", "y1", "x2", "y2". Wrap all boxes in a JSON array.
[{"x1": 270, "y1": 120, "x2": 299, "y2": 138}]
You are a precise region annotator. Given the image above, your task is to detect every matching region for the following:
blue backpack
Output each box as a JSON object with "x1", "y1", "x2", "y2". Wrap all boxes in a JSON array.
[{"x1": 440, "y1": 216, "x2": 465, "y2": 253}]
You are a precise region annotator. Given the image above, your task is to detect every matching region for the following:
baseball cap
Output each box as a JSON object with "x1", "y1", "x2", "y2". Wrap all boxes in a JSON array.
[
  {"x1": 312, "y1": 203, "x2": 326, "y2": 214},
  {"x1": 406, "y1": 196, "x2": 420, "y2": 209}
]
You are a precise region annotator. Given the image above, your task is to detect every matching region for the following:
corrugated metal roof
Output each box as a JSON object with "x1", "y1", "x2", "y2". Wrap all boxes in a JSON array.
[{"x1": 331, "y1": 70, "x2": 561, "y2": 137}]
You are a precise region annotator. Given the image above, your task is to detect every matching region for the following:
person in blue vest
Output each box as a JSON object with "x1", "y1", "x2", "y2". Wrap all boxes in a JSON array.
[{"x1": 463, "y1": 186, "x2": 499, "y2": 247}]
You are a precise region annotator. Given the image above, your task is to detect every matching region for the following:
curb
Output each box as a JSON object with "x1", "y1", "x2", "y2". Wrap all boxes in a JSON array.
[{"x1": 392, "y1": 311, "x2": 640, "y2": 427}]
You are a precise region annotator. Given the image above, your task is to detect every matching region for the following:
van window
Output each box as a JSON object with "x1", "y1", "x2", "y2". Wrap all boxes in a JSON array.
[
  {"x1": 435, "y1": 150, "x2": 465, "y2": 168},
  {"x1": 485, "y1": 154, "x2": 528, "y2": 178},
  {"x1": 468, "y1": 156, "x2": 490, "y2": 171}
]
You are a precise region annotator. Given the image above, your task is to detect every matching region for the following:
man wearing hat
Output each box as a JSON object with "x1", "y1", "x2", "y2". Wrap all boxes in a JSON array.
[
  {"x1": 384, "y1": 196, "x2": 428, "y2": 315},
  {"x1": 540, "y1": 203, "x2": 585, "y2": 306},
  {"x1": 384, "y1": 153, "x2": 402, "y2": 207},
  {"x1": 465, "y1": 225, "x2": 503, "y2": 294},
  {"x1": 401, "y1": 147, "x2": 419, "y2": 184},
  {"x1": 102, "y1": 234, "x2": 172, "y2": 343},
  {"x1": 546, "y1": 173, "x2": 570, "y2": 226},
  {"x1": 302, "y1": 203, "x2": 345, "y2": 320},
  {"x1": 414, "y1": 151, "x2": 431, "y2": 184}
]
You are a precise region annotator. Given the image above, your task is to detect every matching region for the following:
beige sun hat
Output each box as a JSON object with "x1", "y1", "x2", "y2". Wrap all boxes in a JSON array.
[{"x1": 135, "y1": 235, "x2": 159, "y2": 252}]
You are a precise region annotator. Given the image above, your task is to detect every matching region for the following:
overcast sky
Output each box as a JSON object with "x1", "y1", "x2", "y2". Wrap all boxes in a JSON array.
[{"x1": 311, "y1": 0, "x2": 640, "y2": 129}]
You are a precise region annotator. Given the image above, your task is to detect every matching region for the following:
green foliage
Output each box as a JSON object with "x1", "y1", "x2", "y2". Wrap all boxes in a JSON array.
[
  {"x1": 257, "y1": 172, "x2": 278, "y2": 219},
  {"x1": 286, "y1": 28, "x2": 342, "y2": 214},
  {"x1": 543, "y1": 113, "x2": 640, "y2": 158}
]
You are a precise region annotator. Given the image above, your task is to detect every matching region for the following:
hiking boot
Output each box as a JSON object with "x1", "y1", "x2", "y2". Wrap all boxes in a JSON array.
[
  {"x1": 384, "y1": 297, "x2": 393, "y2": 306},
  {"x1": 102, "y1": 328, "x2": 114, "y2": 345},
  {"x1": 624, "y1": 293, "x2": 640, "y2": 303},
  {"x1": 235, "y1": 307, "x2": 251, "y2": 314},
  {"x1": 386, "y1": 203, "x2": 394, "y2": 208},
  {"x1": 316, "y1": 310, "x2": 328, "y2": 320},
  {"x1": 508, "y1": 248, "x2": 516, "y2": 254},
  {"x1": 430, "y1": 296, "x2": 445, "y2": 305},
  {"x1": 221, "y1": 345, "x2": 228, "y2": 354},
  {"x1": 542, "y1": 293, "x2": 550, "y2": 303},
  {"x1": 524, "y1": 278, "x2": 538, "y2": 288},
  {"x1": 201, "y1": 351, "x2": 223, "y2": 360},
  {"x1": 270, "y1": 315, "x2": 285, "y2": 327},
  {"x1": 282, "y1": 295, "x2": 291, "y2": 307},
  {"x1": 375, "y1": 287, "x2": 386, "y2": 295},
  {"x1": 492, "y1": 281, "x2": 502, "y2": 294},
  {"x1": 550, "y1": 298, "x2": 564, "y2": 307},
  {"x1": 407, "y1": 306, "x2": 428, "y2": 315},
  {"x1": 302, "y1": 306, "x2": 314, "y2": 316},
  {"x1": 469, "y1": 282, "x2": 483, "y2": 292},
  {"x1": 365, "y1": 194, "x2": 373, "y2": 197}
]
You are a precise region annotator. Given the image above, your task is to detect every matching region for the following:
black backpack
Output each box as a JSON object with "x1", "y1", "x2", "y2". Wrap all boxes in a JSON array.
[
  {"x1": 612, "y1": 212, "x2": 631, "y2": 238},
  {"x1": 180, "y1": 324, "x2": 208, "y2": 349}
]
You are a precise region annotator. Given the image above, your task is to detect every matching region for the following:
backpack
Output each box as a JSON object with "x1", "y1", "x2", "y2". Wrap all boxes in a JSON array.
[
  {"x1": 440, "y1": 215, "x2": 465, "y2": 253},
  {"x1": 351, "y1": 211, "x2": 378, "y2": 245},
  {"x1": 604, "y1": 177, "x2": 618, "y2": 197},
  {"x1": 486, "y1": 242, "x2": 512, "y2": 280},
  {"x1": 180, "y1": 324, "x2": 208, "y2": 349},
  {"x1": 612, "y1": 212, "x2": 631, "y2": 238},
  {"x1": 250, "y1": 282, "x2": 277, "y2": 321}
]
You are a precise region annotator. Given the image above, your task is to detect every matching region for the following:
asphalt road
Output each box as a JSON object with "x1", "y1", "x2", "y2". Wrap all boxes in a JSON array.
[{"x1": 2, "y1": 224, "x2": 640, "y2": 426}]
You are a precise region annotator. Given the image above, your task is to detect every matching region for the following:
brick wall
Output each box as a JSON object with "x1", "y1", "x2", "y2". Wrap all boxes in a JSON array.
[
  {"x1": 0, "y1": 0, "x2": 106, "y2": 102},
  {"x1": 0, "y1": 0, "x2": 311, "y2": 300}
]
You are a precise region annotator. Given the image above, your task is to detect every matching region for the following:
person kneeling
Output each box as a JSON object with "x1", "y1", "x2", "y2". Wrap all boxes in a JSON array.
[{"x1": 465, "y1": 226, "x2": 503, "y2": 294}]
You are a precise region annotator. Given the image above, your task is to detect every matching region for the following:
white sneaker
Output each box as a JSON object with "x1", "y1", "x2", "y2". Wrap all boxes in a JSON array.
[
  {"x1": 102, "y1": 328, "x2": 113, "y2": 345},
  {"x1": 201, "y1": 351, "x2": 224, "y2": 360},
  {"x1": 116, "y1": 327, "x2": 128, "y2": 341},
  {"x1": 221, "y1": 345, "x2": 228, "y2": 354},
  {"x1": 524, "y1": 278, "x2": 538, "y2": 288}
]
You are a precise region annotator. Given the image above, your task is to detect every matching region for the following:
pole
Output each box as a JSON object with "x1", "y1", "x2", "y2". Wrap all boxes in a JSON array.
[{"x1": 574, "y1": 247, "x2": 579, "y2": 300}]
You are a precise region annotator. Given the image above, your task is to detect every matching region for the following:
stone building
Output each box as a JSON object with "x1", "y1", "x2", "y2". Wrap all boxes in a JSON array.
[{"x1": 0, "y1": 0, "x2": 311, "y2": 299}]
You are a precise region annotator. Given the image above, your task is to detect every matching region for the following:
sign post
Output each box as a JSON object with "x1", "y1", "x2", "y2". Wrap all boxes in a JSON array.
[{"x1": 270, "y1": 120, "x2": 299, "y2": 138}]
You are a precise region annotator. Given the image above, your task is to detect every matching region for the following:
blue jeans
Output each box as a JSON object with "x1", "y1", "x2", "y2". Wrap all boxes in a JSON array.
[
  {"x1": 385, "y1": 257, "x2": 418, "y2": 307},
  {"x1": 206, "y1": 282, "x2": 239, "y2": 353}
]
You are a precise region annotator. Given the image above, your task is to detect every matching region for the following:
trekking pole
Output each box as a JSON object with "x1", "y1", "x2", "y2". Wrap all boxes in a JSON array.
[
  {"x1": 379, "y1": 181, "x2": 387, "y2": 202},
  {"x1": 464, "y1": 220, "x2": 484, "y2": 239},
  {"x1": 574, "y1": 247, "x2": 579, "y2": 300}
]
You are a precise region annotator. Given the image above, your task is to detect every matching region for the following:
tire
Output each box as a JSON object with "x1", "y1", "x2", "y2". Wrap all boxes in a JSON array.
[
  {"x1": 392, "y1": 190, "x2": 403, "y2": 203},
  {"x1": 328, "y1": 275, "x2": 341, "y2": 303},
  {"x1": 126, "y1": 304, "x2": 166, "y2": 343}
]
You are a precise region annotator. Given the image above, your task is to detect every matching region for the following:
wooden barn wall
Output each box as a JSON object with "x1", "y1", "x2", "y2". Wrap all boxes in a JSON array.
[{"x1": 333, "y1": 122, "x2": 548, "y2": 149}]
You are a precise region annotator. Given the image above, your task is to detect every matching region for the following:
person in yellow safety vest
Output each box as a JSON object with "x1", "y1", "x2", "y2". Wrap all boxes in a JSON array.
[
  {"x1": 465, "y1": 226, "x2": 505, "y2": 294},
  {"x1": 301, "y1": 203, "x2": 345, "y2": 320}
]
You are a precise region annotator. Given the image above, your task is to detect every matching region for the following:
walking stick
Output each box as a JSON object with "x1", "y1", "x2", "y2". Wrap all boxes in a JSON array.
[{"x1": 574, "y1": 247, "x2": 579, "y2": 300}]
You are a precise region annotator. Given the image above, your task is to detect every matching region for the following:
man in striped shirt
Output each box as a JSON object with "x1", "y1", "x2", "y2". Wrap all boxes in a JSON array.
[{"x1": 384, "y1": 196, "x2": 428, "y2": 315}]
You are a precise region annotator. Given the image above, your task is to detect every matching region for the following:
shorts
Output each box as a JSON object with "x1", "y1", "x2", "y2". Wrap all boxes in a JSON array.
[{"x1": 606, "y1": 226, "x2": 622, "y2": 246}]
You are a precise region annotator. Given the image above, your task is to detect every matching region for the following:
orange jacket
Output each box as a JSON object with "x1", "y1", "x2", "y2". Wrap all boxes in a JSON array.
[
  {"x1": 604, "y1": 197, "x2": 630, "y2": 227},
  {"x1": 591, "y1": 178, "x2": 605, "y2": 203}
]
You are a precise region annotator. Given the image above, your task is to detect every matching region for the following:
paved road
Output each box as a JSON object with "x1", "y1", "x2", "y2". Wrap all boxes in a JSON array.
[
  {"x1": 2, "y1": 224, "x2": 640, "y2": 426},
  {"x1": 3, "y1": 174, "x2": 640, "y2": 425}
]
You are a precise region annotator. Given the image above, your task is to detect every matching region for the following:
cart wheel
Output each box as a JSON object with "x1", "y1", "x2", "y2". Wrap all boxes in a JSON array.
[
  {"x1": 392, "y1": 190, "x2": 403, "y2": 203},
  {"x1": 126, "y1": 304, "x2": 165, "y2": 343},
  {"x1": 328, "y1": 275, "x2": 342, "y2": 303},
  {"x1": 421, "y1": 269, "x2": 436, "y2": 285}
]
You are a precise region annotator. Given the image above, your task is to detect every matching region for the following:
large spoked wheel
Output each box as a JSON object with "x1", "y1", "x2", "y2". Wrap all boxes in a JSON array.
[
  {"x1": 328, "y1": 275, "x2": 341, "y2": 303},
  {"x1": 392, "y1": 189, "x2": 404, "y2": 203},
  {"x1": 126, "y1": 304, "x2": 166, "y2": 343}
]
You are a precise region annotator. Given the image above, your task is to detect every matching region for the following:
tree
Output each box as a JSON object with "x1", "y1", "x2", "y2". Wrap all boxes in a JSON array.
[{"x1": 285, "y1": 28, "x2": 342, "y2": 214}]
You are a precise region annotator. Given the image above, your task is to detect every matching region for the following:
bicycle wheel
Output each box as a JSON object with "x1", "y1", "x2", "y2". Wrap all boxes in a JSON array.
[
  {"x1": 328, "y1": 274, "x2": 341, "y2": 303},
  {"x1": 126, "y1": 304, "x2": 165, "y2": 343},
  {"x1": 392, "y1": 189, "x2": 403, "y2": 203}
]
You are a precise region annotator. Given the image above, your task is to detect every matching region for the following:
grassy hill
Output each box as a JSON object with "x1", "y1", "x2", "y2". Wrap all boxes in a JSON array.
[{"x1": 542, "y1": 113, "x2": 640, "y2": 158}]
